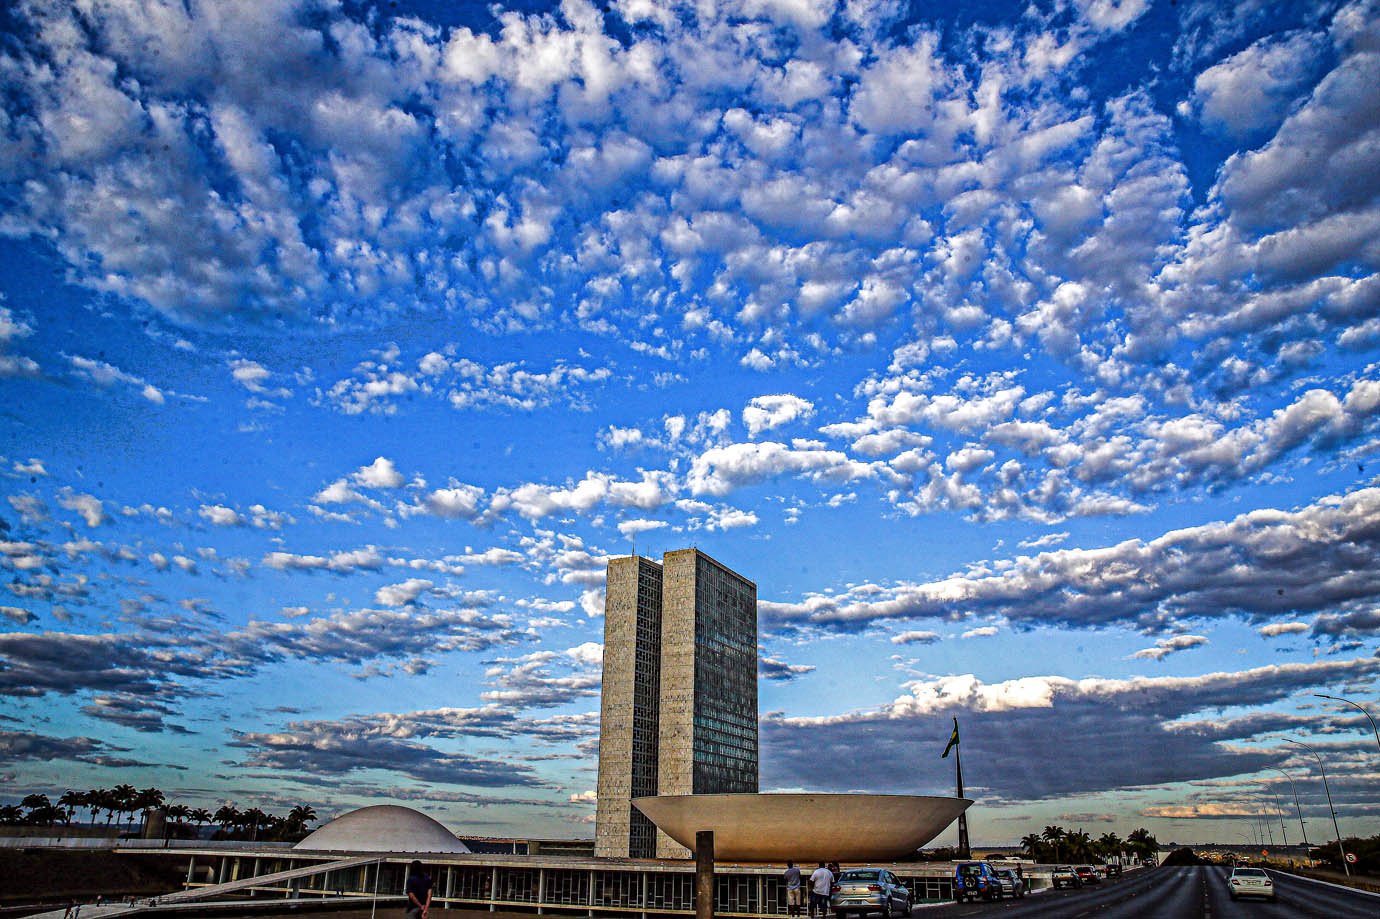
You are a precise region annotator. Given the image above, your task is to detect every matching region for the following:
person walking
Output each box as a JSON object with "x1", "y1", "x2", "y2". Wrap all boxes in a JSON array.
[
  {"x1": 809, "y1": 862, "x2": 833, "y2": 919},
  {"x1": 405, "y1": 861, "x2": 432, "y2": 919},
  {"x1": 783, "y1": 861, "x2": 803, "y2": 917}
]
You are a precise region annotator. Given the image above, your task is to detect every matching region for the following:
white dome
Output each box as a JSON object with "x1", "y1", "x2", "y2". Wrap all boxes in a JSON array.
[{"x1": 295, "y1": 805, "x2": 472, "y2": 854}]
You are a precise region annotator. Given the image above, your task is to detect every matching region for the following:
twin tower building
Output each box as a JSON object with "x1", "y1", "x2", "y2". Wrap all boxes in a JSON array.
[{"x1": 594, "y1": 548, "x2": 759, "y2": 859}]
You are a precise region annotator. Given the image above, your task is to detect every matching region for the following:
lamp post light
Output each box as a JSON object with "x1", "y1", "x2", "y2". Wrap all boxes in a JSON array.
[
  {"x1": 1259, "y1": 784, "x2": 1288, "y2": 849},
  {"x1": 1245, "y1": 794, "x2": 1273, "y2": 848},
  {"x1": 1272, "y1": 767, "x2": 1310, "y2": 853},
  {"x1": 1313, "y1": 693, "x2": 1380, "y2": 756},
  {"x1": 1284, "y1": 739, "x2": 1350, "y2": 877}
]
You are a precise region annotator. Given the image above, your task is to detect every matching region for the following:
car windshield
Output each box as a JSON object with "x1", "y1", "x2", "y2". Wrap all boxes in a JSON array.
[
  {"x1": 1233, "y1": 869, "x2": 1267, "y2": 877},
  {"x1": 842, "y1": 871, "x2": 879, "y2": 881}
]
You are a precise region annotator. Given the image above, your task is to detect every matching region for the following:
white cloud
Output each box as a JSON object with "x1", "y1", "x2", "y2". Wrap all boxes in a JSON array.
[
  {"x1": 57, "y1": 490, "x2": 107, "y2": 528},
  {"x1": 891, "y1": 630, "x2": 941, "y2": 645},
  {"x1": 961, "y1": 625, "x2": 999, "y2": 639},
  {"x1": 0, "y1": 307, "x2": 39, "y2": 378},
  {"x1": 1075, "y1": 0, "x2": 1151, "y2": 32},
  {"x1": 1188, "y1": 32, "x2": 1323, "y2": 139},
  {"x1": 489, "y1": 471, "x2": 671, "y2": 521},
  {"x1": 199, "y1": 504, "x2": 244, "y2": 527},
  {"x1": 375, "y1": 578, "x2": 434, "y2": 607},
  {"x1": 1131, "y1": 634, "x2": 1208, "y2": 661},
  {"x1": 263, "y1": 546, "x2": 386, "y2": 574},
  {"x1": 229, "y1": 358, "x2": 292, "y2": 399},
  {"x1": 1258, "y1": 621, "x2": 1310, "y2": 638},
  {"x1": 743, "y1": 394, "x2": 815, "y2": 437},
  {"x1": 618, "y1": 518, "x2": 667, "y2": 537},
  {"x1": 354, "y1": 456, "x2": 405, "y2": 489},
  {"x1": 65, "y1": 354, "x2": 165, "y2": 404},
  {"x1": 424, "y1": 484, "x2": 485, "y2": 519},
  {"x1": 688, "y1": 441, "x2": 881, "y2": 497}
]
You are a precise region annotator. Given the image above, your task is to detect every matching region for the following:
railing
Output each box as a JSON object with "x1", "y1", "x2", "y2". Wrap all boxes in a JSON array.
[{"x1": 0, "y1": 836, "x2": 294, "y2": 850}]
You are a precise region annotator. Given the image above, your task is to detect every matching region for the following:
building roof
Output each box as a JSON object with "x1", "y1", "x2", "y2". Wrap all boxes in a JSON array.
[
  {"x1": 294, "y1": 804, "x2": 473, "y2": 854},
  {"x1": 633, "y1": 793, "x2": 970, "y2": 862}
]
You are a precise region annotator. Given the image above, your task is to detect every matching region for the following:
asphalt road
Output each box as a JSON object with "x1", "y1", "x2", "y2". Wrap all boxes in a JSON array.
[{"x1": 909, "y1": 865, "x2": 1380, "y2": 918}]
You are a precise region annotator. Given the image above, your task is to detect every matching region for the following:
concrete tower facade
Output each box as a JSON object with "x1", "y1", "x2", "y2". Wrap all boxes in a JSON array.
[{"x1": 594, "y1": 548, "x2": 758, "y2": 859}]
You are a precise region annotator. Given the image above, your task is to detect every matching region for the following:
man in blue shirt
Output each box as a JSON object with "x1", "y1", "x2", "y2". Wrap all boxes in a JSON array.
[
  {"x1": 783, "y1": 861, "x2": 803, "y2": 916},
  {"x1": 405, "y1": 861, "x2": 432, "y2": 919}
]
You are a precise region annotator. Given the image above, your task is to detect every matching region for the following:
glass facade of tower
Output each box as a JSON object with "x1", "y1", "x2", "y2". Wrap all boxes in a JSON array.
[
  {"x1": 594, "y1": 548, "x2": 758, "y2": 860},
  {"x1": 689, "y1": 554, "x2": 758, "y2": 795}
]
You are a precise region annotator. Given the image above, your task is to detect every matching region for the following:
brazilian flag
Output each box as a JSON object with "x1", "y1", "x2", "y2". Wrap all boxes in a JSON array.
[{"x1": 941, "y1": 717, "x2": 960, "y2": 758}]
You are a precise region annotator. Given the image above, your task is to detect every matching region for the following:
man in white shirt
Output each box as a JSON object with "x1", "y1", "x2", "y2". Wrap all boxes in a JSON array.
[{"x1": 808, "y1": 862, "x2": 834, "y2": 918}]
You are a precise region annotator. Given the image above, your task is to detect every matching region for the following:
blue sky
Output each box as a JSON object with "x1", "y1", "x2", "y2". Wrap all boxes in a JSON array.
[{"x1": 2, "y1": 0, "x2": 1379, "y2": 848}]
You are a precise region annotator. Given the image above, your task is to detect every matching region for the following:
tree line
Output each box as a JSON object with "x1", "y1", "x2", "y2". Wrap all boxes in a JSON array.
[
  {"x1": 1017, "y1": 826, "x2": 1160, "y2": 864},
  {"x1": 0, "y1": 786, "x2": 318, "y2": 842}
]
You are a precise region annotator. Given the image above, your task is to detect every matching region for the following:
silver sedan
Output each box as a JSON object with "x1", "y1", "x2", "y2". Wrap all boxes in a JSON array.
[{"x1": 829, "y1": 868, "x2": 912, "y2": 918}]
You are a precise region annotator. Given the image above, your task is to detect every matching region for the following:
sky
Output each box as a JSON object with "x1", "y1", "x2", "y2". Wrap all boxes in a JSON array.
[{"x1": 1, "y1": 0, "x2": 1379, "y2": 850}]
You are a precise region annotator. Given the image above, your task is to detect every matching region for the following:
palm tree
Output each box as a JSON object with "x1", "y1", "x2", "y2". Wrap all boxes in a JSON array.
[
  {"x1": 0, "y1": 804, "x2": 24, "y2": 824},
  {"x1": 1097, "y1": 832, "x2": 1124, "y2": 863},
  {"x1": 58, "y1": 791, "x2": 86, "y2": 825},
  {"x1": 134, "y1": 787, "x2": 165, "y2": 833},
  {"x1": 213, "y1": 803, "x2": 241, "y2": 836},
  {"x1": 86, "y1": 788, "x2": 108, "y2": 825},
  {"x1": 1042, "y1": 825, "x2": 1067, "y2": 862},
  {"x1": 1019, "y1": 833, "x2": 1046, "y2": 862},
  {"x1": 241, "y1": 807, "x2": 269, "y2": 841},
  {"x1": 166, "y1": 804, "x2": 191, "y2": 824},
  {"x1": 111, "y1": 784, "x2": 138, "y2": 830},
  {"x1": 190, "y1": 807, "x2": 212, "y2": 832},
  {"x1": 1127, "y1": 828, "x2": 1158, "y2": 862},
  {"x1": 21, "y1": 793, "x2": 52, "y2": 816},
  {"x1": 1066, "y1": 829, "x2": 1094, "y2": 862},
  {"x1": 286, "y1": 805, "x2": 317, "y2": 835}
]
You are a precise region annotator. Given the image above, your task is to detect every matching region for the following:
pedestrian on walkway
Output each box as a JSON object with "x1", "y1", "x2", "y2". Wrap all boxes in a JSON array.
[
  {"x1": 783, "y1": 861, "x2": 803, "y2": 917},
  {"x1": 809, "y1": 862, "x2": 833, "y2": 918},
  {"x1": 405, "y1": 861, "x2": 432, "y2": 919}
]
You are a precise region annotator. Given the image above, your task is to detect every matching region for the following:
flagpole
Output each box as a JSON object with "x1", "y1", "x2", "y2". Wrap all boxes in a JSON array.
[{"x1": 955, "y1": 741, "x2": 970, "y2": 859}]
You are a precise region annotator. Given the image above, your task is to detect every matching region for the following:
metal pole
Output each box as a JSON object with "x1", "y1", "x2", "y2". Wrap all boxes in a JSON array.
[
  {"x1": 955, "y1": 744, "x2": 970, "y2": 859},
  {"x1": 1273, "y1": 767, "x2": 1310, "y2": 852},
  {"x1": 1261, "y1": 785, "x2": 1288, "y2": 849},
  {"x1": 371, "y1": 858, "x2": 382, "y2": 919},
  {"x1": 1285, "y1": 740, "x2": 1350, "y2": 876},
  {"x1": 1314, "y1": 693, "x2": 1380, "y2": 756}
]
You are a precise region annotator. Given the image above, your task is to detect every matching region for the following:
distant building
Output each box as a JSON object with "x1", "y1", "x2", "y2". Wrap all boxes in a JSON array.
[{"x1": 594, "y1": 548, "x2": 758, "y2": 859}]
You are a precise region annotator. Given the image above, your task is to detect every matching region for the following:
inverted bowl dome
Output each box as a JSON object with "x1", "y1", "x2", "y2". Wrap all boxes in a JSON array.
[
  {"x1": 633, "y1": 793, "x2": 969, "y2": 862},
  {"x1": 294, "y1": 804, "x2": 471, "y2": 854}
]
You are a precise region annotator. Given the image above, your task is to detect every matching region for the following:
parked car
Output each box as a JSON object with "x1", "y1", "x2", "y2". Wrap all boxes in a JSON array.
[
  {"x1": 1051, "y1": 865, "x2": 1081, "y2": 889},
  {"x1": 830, "y1": 867, "x2": 912, "y2": 918},
  {"x1": 1227, "y1": 867, "x2": 1276, "y2": 902},
  {"x1": 1103, "y1": 862, "x2": 1122, "y2": 877},
  {"x1": 952, "y1": 862, "x2": 1001, "y2": 902},
  {"x1": 1074, "y1": 865, "x2": 1100, "y2": 885},
  {"x1": 993, "y1": 868, "x2": 1026, "y2": 899}
]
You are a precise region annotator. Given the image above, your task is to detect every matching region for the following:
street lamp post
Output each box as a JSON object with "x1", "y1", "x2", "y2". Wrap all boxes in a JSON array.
[
  {"x1": 1285, "y1": 739, "x2": 1350, "y2": 877},
  {"x1": 1260, "y1": 784, "x2": 1288, "y2": 849},
  {"x1": 1272, "y1": 767, "x2": 1310, "y2": 853},
  {"x1": 1313, "y1": 693, "x2": 1380, "y2": 756}
]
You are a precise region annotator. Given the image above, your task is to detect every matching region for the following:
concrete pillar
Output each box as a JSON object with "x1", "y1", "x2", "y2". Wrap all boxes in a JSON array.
[{"x1": 695, "y1": 831, "x2": 715, "y2": 919}]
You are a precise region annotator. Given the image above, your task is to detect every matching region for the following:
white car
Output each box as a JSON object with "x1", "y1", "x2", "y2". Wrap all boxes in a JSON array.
[{"x1": 1228, "y1": 867, "x2": 1276, "y2": 901}]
